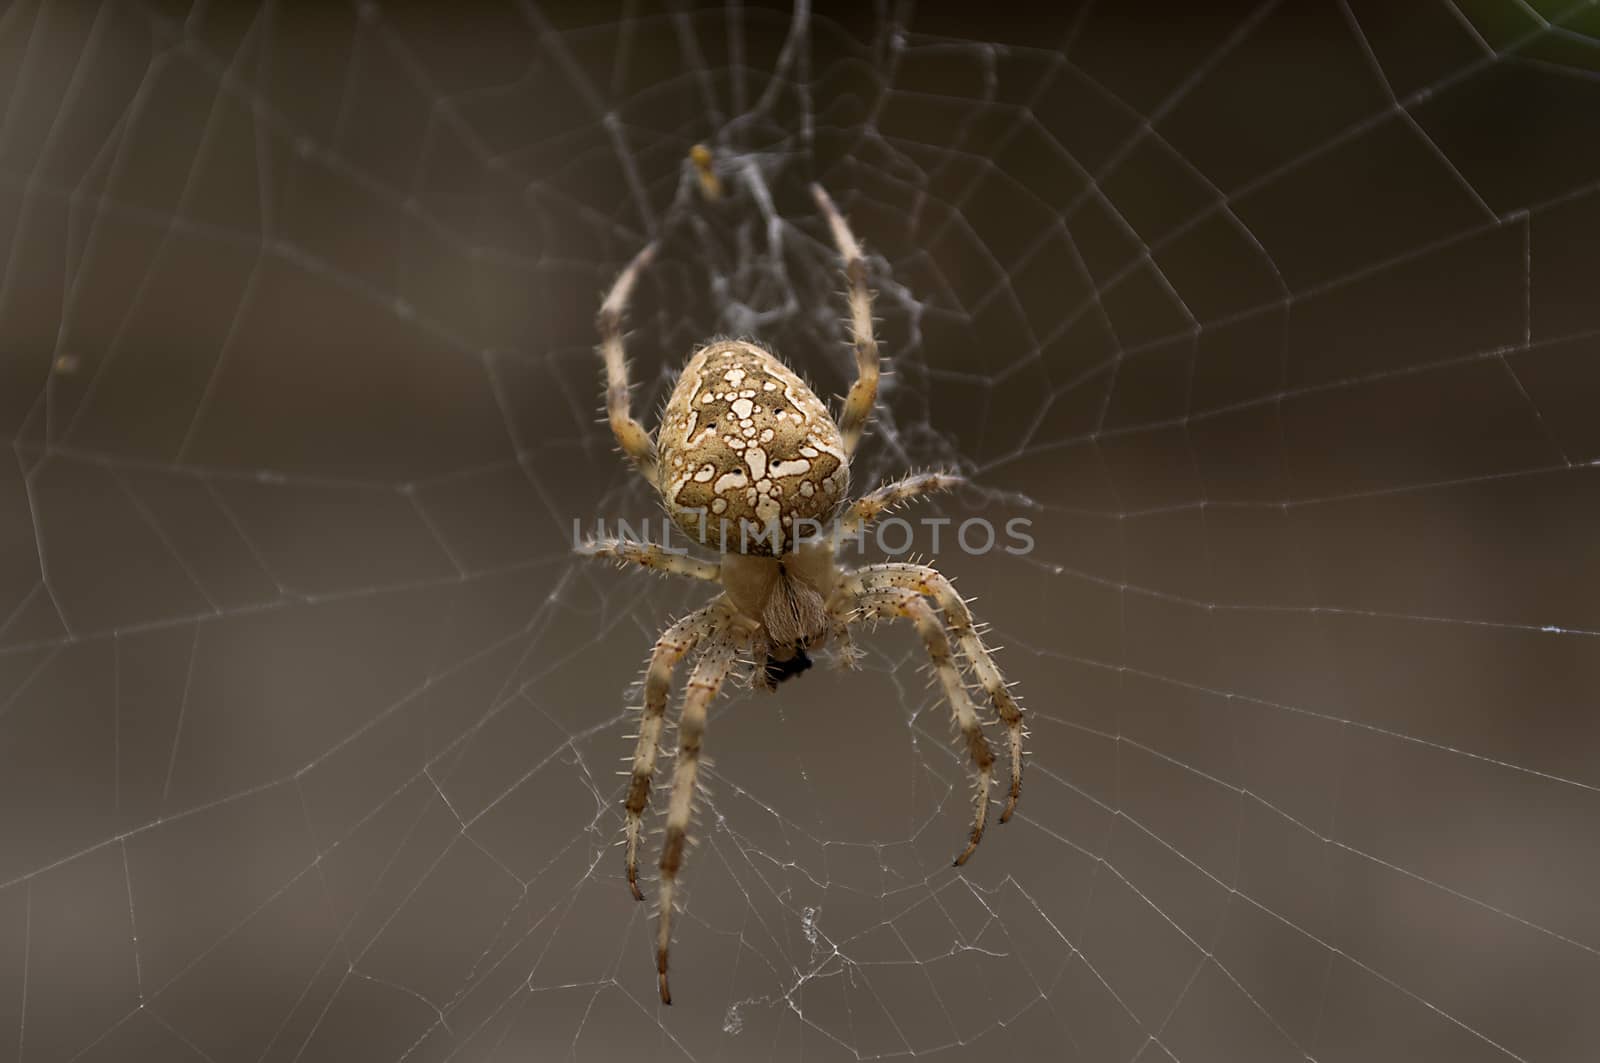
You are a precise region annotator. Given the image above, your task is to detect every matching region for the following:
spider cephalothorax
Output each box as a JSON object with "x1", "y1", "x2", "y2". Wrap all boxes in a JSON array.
[{"x1": 578, "y1": 184, "x2": 1027, "y2": 1006}]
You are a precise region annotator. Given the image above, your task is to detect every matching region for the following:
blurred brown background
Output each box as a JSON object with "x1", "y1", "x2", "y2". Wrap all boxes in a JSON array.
[{"x1": 1, "y1": 1, "x2": 1599, "y2": 1061}]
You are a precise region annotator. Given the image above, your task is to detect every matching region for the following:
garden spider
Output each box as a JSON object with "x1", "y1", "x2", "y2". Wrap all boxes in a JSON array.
[{"x1": 578, "y1": 184, "x2": 1026, "y2": 1005}]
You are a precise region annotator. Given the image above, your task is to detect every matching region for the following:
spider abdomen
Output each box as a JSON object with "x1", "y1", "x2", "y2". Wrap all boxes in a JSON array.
[{"x1": 656, "y1": 340, "x2": 849, "y2": 555}]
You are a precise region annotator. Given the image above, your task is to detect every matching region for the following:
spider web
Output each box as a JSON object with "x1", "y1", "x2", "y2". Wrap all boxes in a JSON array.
[{"x1": 2, "y1": 0, "x2": 1599, "y2": 1060}]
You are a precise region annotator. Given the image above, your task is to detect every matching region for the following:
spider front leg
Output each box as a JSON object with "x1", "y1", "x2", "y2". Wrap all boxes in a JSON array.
[
  {"x1": 656, "y1": 639, "x2": 737, "y2": 1005},
  {"x1": 835, "y1": 585, "x2": 996, "y2": 866},
  {"x1": 811, "y1": 184, "x2": 879, "y2": 457},
  {"x1": 624, "y1": 601, "x2": 730, "y2": 901},
  {"x1": 597, "y1": 242, "x2": 660, "y2": 483},
  {"x1": 576, "y1": 537, "x2": 721, "y2": 583},
  {"x1": 837, "y1": 471, "x2": 965, "y2": 540},
  {"x1": 856, "y1": 564, "x2": 1026, "y2": 822}
]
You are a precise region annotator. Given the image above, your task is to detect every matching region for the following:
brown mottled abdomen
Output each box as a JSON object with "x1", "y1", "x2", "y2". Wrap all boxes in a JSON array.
[{"x1": 656, "y1": 340, "x2": 849, "y2": 555}]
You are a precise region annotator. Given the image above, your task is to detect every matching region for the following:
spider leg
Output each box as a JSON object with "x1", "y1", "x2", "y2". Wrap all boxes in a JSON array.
[
  {"x1": 811, "y1": 184, "x2": 879, "y2": 458},
  {"x1": 576, "y1": 537, "x2": 720, "y2": 582},
  {"x1": 837, "y1": 471, "x2": 966, "y2": 539},
  {"x1": 839, "y1": 585, "x2": 995, "y2": 865},
  {"x1": 656, "y1": 638, "x2": 737, "y2": 1005},
  {"x1": 819, "y1": 607, "x2": 864, "y2": 671},
  {"x1": 597, "y1": 242, "x2": 660, "y2": 483},
  {"x1": 851, "y1": 564, "x2": 1026, "y2": 823},
  {"x1": 625, "y1": 601, "x2": 729, "y2": 902}
]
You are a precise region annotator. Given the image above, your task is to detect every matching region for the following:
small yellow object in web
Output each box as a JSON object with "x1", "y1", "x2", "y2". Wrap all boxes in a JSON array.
[{"x1": 689, "y1": 143, "x2": 722, "y2": 201}]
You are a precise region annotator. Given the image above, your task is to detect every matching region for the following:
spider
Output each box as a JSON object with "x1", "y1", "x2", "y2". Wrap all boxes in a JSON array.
[{"x1": 577, "y1": 185, "x2": 1026, "y2": 1005}]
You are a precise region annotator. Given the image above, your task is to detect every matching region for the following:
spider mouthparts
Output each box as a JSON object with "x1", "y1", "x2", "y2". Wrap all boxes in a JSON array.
[{"x1": 762, "y1": 645, "x2": 814, "y2": 687}]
